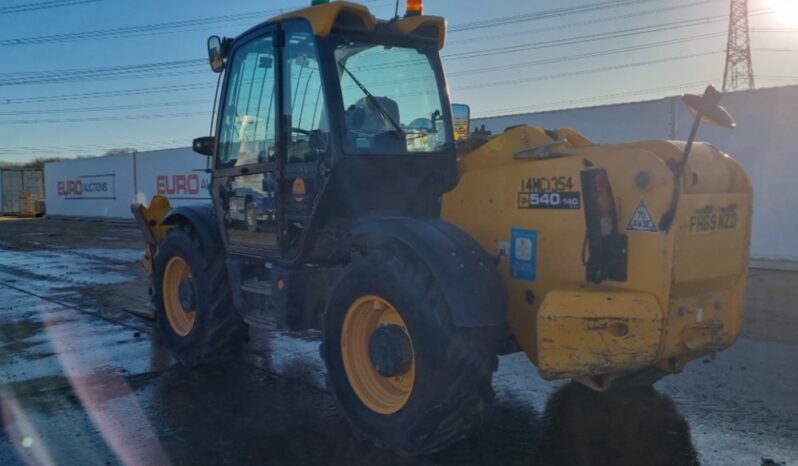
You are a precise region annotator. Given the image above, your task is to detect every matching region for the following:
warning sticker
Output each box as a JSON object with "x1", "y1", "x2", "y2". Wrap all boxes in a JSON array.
[
  {"x1": 626, "y1": 200, "x2": 658, "y2": 233},
  {"x1": 510, "y1": 228, "x2": 537, "y2": 281}
]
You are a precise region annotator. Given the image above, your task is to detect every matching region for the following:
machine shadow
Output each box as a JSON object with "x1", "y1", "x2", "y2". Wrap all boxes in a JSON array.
[
  {"x1": 535, "y1": 382, "x2": 700, "y2": 466},
  {"x1": 146, "y1": 360, "x2": 699, "y2": 465}
]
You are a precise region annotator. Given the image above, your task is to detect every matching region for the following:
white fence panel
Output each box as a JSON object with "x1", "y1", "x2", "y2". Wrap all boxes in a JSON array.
[
  {"x1": 674, "y1": 86, "x2": 798, "y2": 261},
  {"x1": 134, "y1": 148, "x2": 212, "y2": 208},
  {"x1": 45, "y1": 154, "x2": 135, "y2": 218},
  {"x1": 474, "y1": 98, "x2": 676, "y2": 143}
]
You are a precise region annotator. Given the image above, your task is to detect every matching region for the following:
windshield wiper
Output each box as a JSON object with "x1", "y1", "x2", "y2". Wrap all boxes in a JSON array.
[{"x1": 338, "y1": 61, "x2": 405, "y2": 138}]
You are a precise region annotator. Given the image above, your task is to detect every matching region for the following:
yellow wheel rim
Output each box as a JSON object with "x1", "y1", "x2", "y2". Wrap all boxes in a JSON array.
[
  {"x1": 341, "y1": 295, "x2": 416, "y2": 415},
  {"x1": 162, "y1": 256, "x2": 197, "y2": 337}
]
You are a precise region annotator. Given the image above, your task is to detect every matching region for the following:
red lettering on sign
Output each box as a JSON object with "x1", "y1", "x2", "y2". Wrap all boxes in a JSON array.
[
  {"x1": 157, "y1": 174, "x2": 204, "y2": 195},
  {"x1": 156, "y1": 175, "x2": 168, "y2": 194},
  {"x1": 187, "y1": 174, "x2": 200, "y2": 194},
  {"x1": 58, "y1": 179, "x2": 84, "y2": 196},
  {"x1": 175, "y1": 176, "x2": 187, "y2": 194}
]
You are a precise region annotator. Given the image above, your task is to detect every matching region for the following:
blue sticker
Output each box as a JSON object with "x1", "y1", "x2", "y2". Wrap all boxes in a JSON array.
[{"x1": 510, "y1": 228, "x2": 538, "y2": 281}]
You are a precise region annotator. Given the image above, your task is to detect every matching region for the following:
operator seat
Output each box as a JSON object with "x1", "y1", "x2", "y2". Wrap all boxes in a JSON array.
[
  {"x1": 347, "y1": 96, "x2": 400, "y2": 132},
  {"x1": 346, "y1": 96, "x2": 406, "y2": 152}
]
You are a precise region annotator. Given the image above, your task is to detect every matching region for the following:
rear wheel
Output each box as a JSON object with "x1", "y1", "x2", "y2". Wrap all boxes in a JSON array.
[
  {"x1": 153, "y1": 224, "x2": 246, "y2": 366},
  {"x1": 323, "y1": 250, "x2": 497, "y2": 456}
]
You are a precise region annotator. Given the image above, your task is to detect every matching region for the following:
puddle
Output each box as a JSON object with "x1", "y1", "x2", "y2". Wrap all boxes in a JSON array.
[
  {"x1": 20, "y1": 232, "x2": 56, "y2": 238},
  {"x1": 0, "y1": 248, "x2": 135, "y2": 285},
  {"x1": 72, "y1": 248, "x2": 143, "y2": 264}
]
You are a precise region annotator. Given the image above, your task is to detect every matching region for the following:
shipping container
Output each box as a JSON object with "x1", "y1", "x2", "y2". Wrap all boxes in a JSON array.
[{"x1": 0, "y1": 168, "x2": 45, "y2": 216}]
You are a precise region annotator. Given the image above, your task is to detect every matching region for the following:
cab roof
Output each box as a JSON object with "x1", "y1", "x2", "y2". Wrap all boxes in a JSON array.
[{"x1": 269, "y1": 1, "x2": 447, "y2": 49}]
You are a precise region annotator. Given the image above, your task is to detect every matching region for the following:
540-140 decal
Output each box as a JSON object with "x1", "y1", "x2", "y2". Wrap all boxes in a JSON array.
[{"x1": 518, "y1": 176, "x2": 581, "y2": 210}]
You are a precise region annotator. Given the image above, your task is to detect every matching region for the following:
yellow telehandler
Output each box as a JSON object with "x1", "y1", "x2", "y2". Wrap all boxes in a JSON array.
[{"x1": 132, "y1": 0, "x2": 751, "y2": 455}]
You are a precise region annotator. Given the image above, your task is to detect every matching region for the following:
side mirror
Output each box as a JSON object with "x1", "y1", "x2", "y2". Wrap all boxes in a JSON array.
[
  {"x1": 452, "y1": 103, "x2": 471, "y2": 142},
  {"x1": 208, "y1": 36, "x2": 225, "y2": 73},
  {"x1": 193, "y1": 136, "x2": 215, "y2": 156},
  {"x1": 682, "y1": 87, "x2": 736, "y2": 129}
]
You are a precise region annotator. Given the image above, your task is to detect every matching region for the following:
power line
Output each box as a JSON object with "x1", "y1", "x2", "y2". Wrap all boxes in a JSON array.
[
  {"x1": 0, "y1": 15, "x2": 732, "y2": 87},
  {"x1": 453, "y1": 51, "x2": 723, "y2": 92},
  {"x1": 0, "y1": 0, "x2": 104, "y2": 15},
  {"x1": 0, "y1": 0, "x2": 390, "y2": 46},
  {"x1": 0, "y1": 111, "x2": 206, "y2": 125},
  {"x1": 0, "y1": 139, "x2": 191, "y2": 155},
  {"x1": 0, "y1": 4, "x2": 775, "y2": 89},
  {"x1": 0, "y1": 59, "x2": 206, "y2": 86},
  {"x1": 0, "y1": 2, "x2": 789, "y2": 125},
  {"x1": 450, "y1": 44, "x2": 793, "y2": 80},
  {"x1": 0, "y1": 82, "x2": 214, "y2": 105},
  {"x1": 757, "y1": 76, "x2": 798, "y2": 84},
  {"x1": 0, "y1": 51, "x2": 724, "y2": 123},
  {"x1": 448, "y1": 0, "x2": 666, "y2": 33},
  {"x1": 0, "y1": 99, "x2": 208, "y2": 116},
  {"x1": 446, "y1": 0, "x2": 724, "y2": 46},
  {"x1": 473, "y1": 80, "x2": 715, "y2": 118},
  {"x1": 446, "y1": 33, "x2": 725, "y2": 76},
  {"x1": 444, "y1": 8, "x2": 770, "y2": 62},
  {"x1": 0, "y1": 9, "x2": 287, "y2": 47}
]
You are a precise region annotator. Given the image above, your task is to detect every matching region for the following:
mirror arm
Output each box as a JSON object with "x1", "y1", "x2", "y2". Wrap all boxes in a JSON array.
[
  {"x1": 658, "y1": 84, "x2": 720, "y2": 232},
  {"x1": 658, "y1": 105, "x2": 704, "y2": 232}
]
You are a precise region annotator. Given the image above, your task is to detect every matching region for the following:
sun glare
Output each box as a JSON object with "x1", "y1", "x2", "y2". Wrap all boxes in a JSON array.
[{"x1": 770, "y1": 0, "x2": 798, "y2": 25}]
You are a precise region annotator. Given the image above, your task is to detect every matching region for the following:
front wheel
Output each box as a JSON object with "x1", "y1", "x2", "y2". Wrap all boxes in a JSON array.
[
  {"x1": 153, "y1": 224, "x2": 247, "y2": 366},
  {"x1": 322, "y1": 251, "x2": 497, "y2": 456}
]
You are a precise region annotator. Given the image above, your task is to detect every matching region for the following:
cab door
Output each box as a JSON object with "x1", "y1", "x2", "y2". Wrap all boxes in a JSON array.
[
  {"x1": 279, "y1": 20, "x2": 331, "y2": 258},
  {"x1": 213, "y1": 30, "x2": 282, "y2": 254}
]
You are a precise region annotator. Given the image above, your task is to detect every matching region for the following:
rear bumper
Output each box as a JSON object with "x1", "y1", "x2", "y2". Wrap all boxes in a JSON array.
[{"x1": 535, "y1": 284, "x2": 744, "y2": 380}]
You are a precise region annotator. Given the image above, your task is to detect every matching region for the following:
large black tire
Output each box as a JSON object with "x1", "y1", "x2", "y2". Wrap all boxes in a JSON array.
[
  {"x1": 153, "y1": 224, "x2": 247, "y2": 366},
  {"x1": 322, "y1": 249, "x2": 498, "y2": 456}
]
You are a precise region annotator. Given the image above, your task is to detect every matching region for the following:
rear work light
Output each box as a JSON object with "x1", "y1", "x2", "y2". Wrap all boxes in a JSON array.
[{"x1": 581, "y1": 168, "x2": 628, "y2": 283}]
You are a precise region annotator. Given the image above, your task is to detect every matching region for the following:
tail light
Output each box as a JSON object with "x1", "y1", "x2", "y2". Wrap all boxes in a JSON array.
[{"x1": 581, "y1": 168, "x2": 628, "y2": 283}]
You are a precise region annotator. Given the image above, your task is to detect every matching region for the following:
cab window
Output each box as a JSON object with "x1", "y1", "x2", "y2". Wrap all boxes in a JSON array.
[
  {"x1": 335, "y1": 41, "x2": 451, "y2": 154},
  {"x1": 218, "y1": 35, "x2": 278, "y2": 168},
  {"x1": 283, "y1": 22, "x2": 329, "y2": 165}
]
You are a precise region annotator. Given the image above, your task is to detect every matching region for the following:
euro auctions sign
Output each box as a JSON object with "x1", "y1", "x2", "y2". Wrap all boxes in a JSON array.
[
  {"x1": 156, "y1": 173, "x2": 210, "y2": 198},
  {"x1": 56, "y1": 174, "x2": 116, "y2": 199}
]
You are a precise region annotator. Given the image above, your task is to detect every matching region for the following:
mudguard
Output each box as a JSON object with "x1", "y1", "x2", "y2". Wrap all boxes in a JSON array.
[
  {"x1": 352, "y1": 218, "x2": 508, "y2": 328},
  {"x1": 162, "y1": 204, "x2": 223, "y2": 254}
]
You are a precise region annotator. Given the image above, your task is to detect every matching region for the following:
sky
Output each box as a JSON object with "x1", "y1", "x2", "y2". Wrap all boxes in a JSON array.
[{"x1": 0, "y1": 0, "x2": 796, "y2": 163}]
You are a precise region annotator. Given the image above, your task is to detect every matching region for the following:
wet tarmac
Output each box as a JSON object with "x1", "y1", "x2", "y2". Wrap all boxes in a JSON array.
[{"x1": 0, "y1": 218, "x2": 796, "y2": 465}]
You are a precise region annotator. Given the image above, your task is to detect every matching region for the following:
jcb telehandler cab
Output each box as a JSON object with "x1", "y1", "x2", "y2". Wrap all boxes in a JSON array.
[{"x1": 133, "y1": 0, "x2": 752, "y2": 456}]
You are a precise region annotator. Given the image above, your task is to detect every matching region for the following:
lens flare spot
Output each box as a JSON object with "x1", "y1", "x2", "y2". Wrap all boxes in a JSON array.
[{"x1": 770, "y1": 0, "x2": 798, "y2": 25}]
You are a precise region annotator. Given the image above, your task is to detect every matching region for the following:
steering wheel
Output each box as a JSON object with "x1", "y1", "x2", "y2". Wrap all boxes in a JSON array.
[{"x1": 292, "y1": 128, "x2": 311, "y2": 137}]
